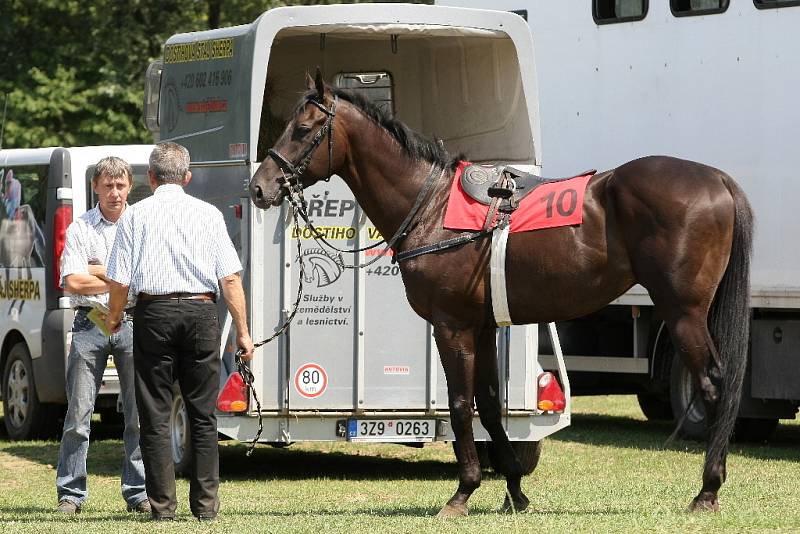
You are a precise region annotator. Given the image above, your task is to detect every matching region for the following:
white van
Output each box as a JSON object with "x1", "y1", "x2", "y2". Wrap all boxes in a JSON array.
[{"x1": 0, "y1": 145, "x2": 153, "y2": 439}]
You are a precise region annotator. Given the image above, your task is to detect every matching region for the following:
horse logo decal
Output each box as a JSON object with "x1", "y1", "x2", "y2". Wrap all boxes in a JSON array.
[{"x1": 302, "y1": 249, "x2": 344, "y2": 288}]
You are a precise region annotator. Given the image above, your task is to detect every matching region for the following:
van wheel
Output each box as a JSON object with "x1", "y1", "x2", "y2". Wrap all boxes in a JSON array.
[
  {"x1": 2, "y1": 342, "x2": 60, "y2": 440},
  {"x1": 637, "y1": 393, "x2": 673, "y2": 421},
  {"x1": 170, "y1": 385, "x2": 192, "y2": 476},
  {"x1": 669, "y1": 355, "x2": 707, "y2": 441}
]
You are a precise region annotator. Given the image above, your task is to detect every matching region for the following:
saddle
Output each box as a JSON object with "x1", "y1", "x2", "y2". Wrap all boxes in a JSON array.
[{"x1": 460, "y1": 164, "x2": 597, "y2": 213}]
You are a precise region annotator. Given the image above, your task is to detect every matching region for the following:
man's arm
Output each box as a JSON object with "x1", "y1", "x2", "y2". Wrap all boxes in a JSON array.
[
  {"x1": 220, "y1": 273, "x2": 254, "y2": 360},
  {"x1": 60, "y1": 222, "x2": 109, "y2": 295},
  {"x1": 64, "y1": 272, "x2": 109, "y2": 295},
  {"x1": 104, "y1": 280, "x2": 129, "y2": 334}
]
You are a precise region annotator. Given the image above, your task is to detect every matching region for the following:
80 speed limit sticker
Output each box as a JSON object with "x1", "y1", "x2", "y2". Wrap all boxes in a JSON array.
[{"x1": 294, "y1": 362, "x2": 328, "y2": 398}]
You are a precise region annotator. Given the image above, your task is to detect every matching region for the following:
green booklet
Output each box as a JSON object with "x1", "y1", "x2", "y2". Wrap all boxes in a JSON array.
[{"x1": 87, "y1": 304, "x2": 111, "y2": 336}]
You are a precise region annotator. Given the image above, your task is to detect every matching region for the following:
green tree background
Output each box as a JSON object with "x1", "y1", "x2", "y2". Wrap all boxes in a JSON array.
[{"x1": 0, "y1": 0, "x2": 422, "y2": 149}]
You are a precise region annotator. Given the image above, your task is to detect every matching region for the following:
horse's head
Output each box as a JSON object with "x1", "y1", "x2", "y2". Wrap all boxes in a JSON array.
[{"x1": 249, "y1": 69, "x2": 344, "y2": 209}]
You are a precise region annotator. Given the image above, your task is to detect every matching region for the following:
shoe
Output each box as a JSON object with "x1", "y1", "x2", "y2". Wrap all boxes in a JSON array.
[
  {"x1": 127, "y1": 499, "x2": 152, "y2": 513},
  {"x1": 56, "y1": 500, "x2": 81, "y2": 514},
  {"x1": 150, "y1": 514, "x2": 175, "y2": 521},
  {"x1": 197, "y1": 515, "x2": 217, "y2": 522}
]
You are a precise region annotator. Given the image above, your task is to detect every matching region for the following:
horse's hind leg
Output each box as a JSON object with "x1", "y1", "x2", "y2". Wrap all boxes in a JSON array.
[
  {"x1": 664, "y1": 311, "x2": 726, "y2": 511},
  {"x1": 433, "y1": 323, "x2": 482, "y2": 518},
  {"x1": 473, "y1": 326, "x2": 529, "y2": 513}
]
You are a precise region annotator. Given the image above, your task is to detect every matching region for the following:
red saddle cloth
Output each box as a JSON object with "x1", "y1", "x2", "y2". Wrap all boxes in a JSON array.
[{"x1": 443, "y1": 161, "x2": 594, "y2": 233}]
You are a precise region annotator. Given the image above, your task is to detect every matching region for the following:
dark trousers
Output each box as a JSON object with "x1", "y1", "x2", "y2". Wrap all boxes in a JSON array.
[{"x1": 133, "y1": 299, "x2": 221, "y2": 519}]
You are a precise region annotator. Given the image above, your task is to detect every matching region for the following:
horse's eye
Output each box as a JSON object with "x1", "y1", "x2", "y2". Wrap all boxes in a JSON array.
[{"x1": 293, "y1": 125, "x2": 312, "y2": 140}]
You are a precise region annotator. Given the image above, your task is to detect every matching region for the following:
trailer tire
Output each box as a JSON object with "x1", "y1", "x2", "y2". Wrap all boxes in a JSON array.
[
  {"x1": 170, "y1": 385, "x2": 192, "y2": 476},
  {"x1": 2, "y1": 342, "x2": 63, "y2": 440},
  {"x1": 509, "y1": 441, "x2": 542, "y2": 475},
  {"x1": 637, "y1": 393, "x2": 673, "y2": 421},
  {"x1": 460, "y1": 440, "x2": 542, "y2": 475},
  {"x1": 669, "y1": 354, "x2": 708, "y2": 440},
  {"x1": 734, "y1": 417, "x2": 779, "y2": 442}
]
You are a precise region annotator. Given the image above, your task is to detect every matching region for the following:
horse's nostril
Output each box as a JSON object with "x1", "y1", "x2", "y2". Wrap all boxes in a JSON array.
[{"x1": 254, "y1": 185, "x2": 263, "y2": 199}]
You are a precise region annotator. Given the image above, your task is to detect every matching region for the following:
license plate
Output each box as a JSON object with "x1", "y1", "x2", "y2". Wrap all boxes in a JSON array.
[{"x1": 347, "y1": 419, "x2": 436, "y2": 442}]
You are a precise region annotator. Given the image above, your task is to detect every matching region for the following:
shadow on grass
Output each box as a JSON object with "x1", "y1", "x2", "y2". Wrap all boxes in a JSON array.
[
  {"x1": 220, "y1": 444, "x2": 460, "y2": 481},
  {"x1": 2, "y1": 413, "x2": 797, "y2": 483},
  {"x1": 555, "y1": 412, "x2": 800, "y2": 462},
  {"x1": 1, "y1": 432, "x2": 460, "y2": 481}
]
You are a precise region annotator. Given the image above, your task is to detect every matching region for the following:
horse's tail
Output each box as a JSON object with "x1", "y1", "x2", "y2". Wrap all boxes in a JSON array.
[{"x1": 706, "y1": 176, "x2": 754, "y2": 481}]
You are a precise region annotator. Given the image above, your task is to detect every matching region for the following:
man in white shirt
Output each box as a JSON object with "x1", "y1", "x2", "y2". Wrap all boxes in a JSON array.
[
  {"x1": 105, "y1": 142, "x2": 254, "y2": 521},
  {"x1": 56, "y1": 157, "x2": 149, "y2": 515}
]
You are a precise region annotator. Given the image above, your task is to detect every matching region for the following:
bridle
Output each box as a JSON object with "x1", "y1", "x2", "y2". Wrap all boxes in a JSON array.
[
  {"x1": 265, "y1": 92, "x2": 429, "y2": 266},
  {"x1": 267, "y1": 95, "x2": 337, "y2": 187}
]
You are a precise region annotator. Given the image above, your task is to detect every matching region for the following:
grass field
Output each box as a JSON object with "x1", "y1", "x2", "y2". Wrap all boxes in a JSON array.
[{"x1": 1, "y1": 396, "x2": 798, "y2": 533}]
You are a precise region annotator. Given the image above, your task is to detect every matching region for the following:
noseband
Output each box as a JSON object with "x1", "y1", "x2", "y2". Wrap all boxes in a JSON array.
[{"x1": 267, "y1": 95, "x2": 338, "y2": 187}]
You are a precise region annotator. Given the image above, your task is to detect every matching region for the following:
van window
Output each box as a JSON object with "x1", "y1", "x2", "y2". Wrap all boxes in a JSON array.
[
  {"x1": 754, "y1": 0, "x2": 800, "y2": 7},
  {"x1": 86, "y1": 164, "x2": 152, "y2": 208},
  {"x1": 0, "y1": 165, "x2": 47, "y2": 268},
  {"x1": 593, "y1": 0, "x2": 648, "y2": 23},
  {"x1": 671, "y1": 0, "x2": 729, "y2": 15}
]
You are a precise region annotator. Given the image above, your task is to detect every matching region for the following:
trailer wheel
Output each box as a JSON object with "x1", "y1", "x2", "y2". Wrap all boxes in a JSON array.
[
  {"x1": 637, "y1": 393, "x2": 673, "y2": 421},
  {"x1": 170, "y1": 385, "x2": 192, "y2": 476},
  {"x1": 734, "y1": 417, "x2": 779, "y2": 442},
  {"x1": 669, "y1": 354, "x2": 708, "y2": 440},
  {"x1": 459, "y1": 440, "x2": 542, "y2": 475},
  {"x1": 2, "y1": 342, "x2": 62, "y2": 440},
  {"x1": 509, "y1": 441, "x2": 542, "y2": 475}
]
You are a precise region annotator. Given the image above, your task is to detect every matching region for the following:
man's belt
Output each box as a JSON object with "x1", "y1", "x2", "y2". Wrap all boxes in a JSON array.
[{"x1": 138, "y1": 292, "x2": 216, "y2": 302}]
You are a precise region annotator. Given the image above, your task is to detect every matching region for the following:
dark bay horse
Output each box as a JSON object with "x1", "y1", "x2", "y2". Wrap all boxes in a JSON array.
[{"x1": 249, "y1": 72, "x2": 753, "y2": 517}]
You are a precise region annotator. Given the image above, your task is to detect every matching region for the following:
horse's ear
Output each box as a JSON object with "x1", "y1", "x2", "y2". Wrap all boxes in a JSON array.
[
  {"x1": 305, "y1": 71, "x2": 315, "y2": 91},
  {"x1": 314, "y1": 66, "x2": 325, "y2": 101}
]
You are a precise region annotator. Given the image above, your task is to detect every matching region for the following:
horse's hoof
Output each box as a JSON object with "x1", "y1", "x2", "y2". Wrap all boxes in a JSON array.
[
  {"x1": 687, "y1": 496, "x2": 720, "y2": 513},
  {"x1": 502, "y1": 494, "x2": 530, "y2": 514},
  {"x1": 437, "y1": 503, "x2": 469, "y2": 518}
]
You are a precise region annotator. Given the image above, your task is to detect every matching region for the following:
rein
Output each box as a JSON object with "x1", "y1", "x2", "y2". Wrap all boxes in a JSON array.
[
  {"x1": 291, "y1": 164, "x2": 444, "y2": 269},
  {"x1": 235, "y1": 202, "x2": 306, "y2": 455}
]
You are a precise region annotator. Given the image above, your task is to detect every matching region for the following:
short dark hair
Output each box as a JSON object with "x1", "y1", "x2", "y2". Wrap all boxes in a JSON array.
[{"x1": 93, "y1": 156, "x2": 133, "y2": 185}]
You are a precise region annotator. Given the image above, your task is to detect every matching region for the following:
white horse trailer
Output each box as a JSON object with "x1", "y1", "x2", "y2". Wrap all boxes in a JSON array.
[
  {"x1": 437, "y1": 0, "x2": 800, "y2": 439},
  {"x1": 144, "y1": 4, "x2": 572, "y2": 473}
]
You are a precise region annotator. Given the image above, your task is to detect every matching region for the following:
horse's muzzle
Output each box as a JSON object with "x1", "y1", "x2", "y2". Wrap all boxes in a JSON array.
[{"x1": 249, "y1": 181, "x2": 284, "y2": 209}]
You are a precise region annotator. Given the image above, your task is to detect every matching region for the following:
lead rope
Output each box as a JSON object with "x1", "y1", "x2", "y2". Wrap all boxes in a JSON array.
[{"x1": 236, "y1": 200, "x2": 306, "y2": 456}]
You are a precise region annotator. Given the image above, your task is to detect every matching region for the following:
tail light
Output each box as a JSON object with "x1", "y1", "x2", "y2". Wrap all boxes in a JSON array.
[
  {"x1": 53, "y1": 205, "x2": 72, "y2": 289},
  {"x1": 216, "y1": 372, "x2": 248, "y2": 412},
  {"x1": 537, "y1": 372, "x2": 566, "y2": 413}
]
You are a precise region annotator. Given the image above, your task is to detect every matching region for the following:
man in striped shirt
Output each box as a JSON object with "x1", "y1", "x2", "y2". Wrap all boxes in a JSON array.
[
  {"x1": 56, "y1": 156, "x2": 148, "y2": 515},
  {"x1": 105, "y1": 142, "x2": 254, "y2": 522}
]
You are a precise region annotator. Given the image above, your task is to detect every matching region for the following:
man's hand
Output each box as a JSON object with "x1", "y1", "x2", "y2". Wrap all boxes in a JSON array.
[
  {"x1": 237, "y1": 332, "x2": 255, "y2": 361},
  {"x1": 88, "y1": 263, "x2": 109, "y2": 281},
  {"x1": 106, "y1": 279, "x2": 130, "y2": 335},
  {"x1": 104, "y1": 312, "x2": 122, "y2": 334}
]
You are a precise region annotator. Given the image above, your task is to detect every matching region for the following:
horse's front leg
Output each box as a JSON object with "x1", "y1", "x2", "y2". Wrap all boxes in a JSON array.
[
  {"x1": 473, "y1": 326, "x2": 529, "y2": 513},
  {"x1": 433, "y1": 323, "x2": 481, "y2": 518}
]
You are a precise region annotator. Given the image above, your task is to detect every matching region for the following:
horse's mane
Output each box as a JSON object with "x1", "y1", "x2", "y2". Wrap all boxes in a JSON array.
[{"x1": 323, "y1": 87, "x2": 460, "y2": 171}]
